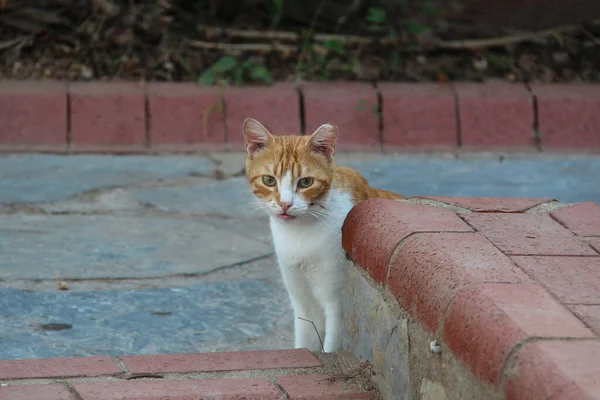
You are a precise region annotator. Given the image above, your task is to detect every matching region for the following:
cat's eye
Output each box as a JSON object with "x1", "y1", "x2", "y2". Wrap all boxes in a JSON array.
[
  {"x1": 298, "y1": 177, "x2": 314, "y2": 188},
  {"x1": 262, "y1": 175, "x2": 277, "y2": 187}
]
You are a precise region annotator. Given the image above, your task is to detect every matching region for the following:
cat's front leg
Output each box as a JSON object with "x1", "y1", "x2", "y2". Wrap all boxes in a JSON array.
[
  {"x1": 311, "y1": 269, "x2": 344, "y2": 353},
  {"x1": 279, "y1": 263, "x2": 325, "y2": 352}
]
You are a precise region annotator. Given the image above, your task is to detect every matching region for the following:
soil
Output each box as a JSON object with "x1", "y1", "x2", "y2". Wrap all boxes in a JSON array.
[{"x1": 0, "y1": 0, "x2": 599, "y2": 84}]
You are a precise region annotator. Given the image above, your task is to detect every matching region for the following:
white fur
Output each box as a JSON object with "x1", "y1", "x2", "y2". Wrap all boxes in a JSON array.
[{"x1": 265, "y1": 175, "x2": 354, "y2": 353}]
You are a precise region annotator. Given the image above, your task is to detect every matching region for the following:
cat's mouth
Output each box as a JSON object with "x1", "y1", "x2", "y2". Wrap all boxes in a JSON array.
[{"x1": 277, "y1": 212, "x2": 295, "y2": 220}]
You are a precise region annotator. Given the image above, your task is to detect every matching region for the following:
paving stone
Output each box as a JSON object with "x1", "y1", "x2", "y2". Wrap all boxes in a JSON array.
[
  {"x1": 0, "y1": 155, "x2": 213, "y2": 204},
  {"x1": 0, "y1": 384, "x2": 75, "y2": 400},
  {"x1": 0, "y1": 214, "x2": 271, "y2": 280},
  {"x1": 120, "y1": 349, "x2": 321, "y2": 374},
  {"x1": 0, "y1": 280, "x2": 283, "y2": 360},
  {"x1": 341, "y1": 156, "x2": 600, "y2": 204},
  {"x1": 462, "y1": 213, "x2": 596, "y2": 256},
  {"x1": 73, "y1": 378, "x2": 281, "y2": 400},
  {"x1": 0, "y1": 356, "x2": 120, "y2": 379},
  {"x1": 511, "y1": 256, "x2": 600, "y2": 304}
]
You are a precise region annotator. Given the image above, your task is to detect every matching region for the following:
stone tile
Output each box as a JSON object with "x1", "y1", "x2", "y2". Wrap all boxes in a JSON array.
[
  {"x1": 0, "y1": 81, "x2": 67, "y2": 148},
  {"x1": 277, "y1": 374, "x2": 376, "y2": 399},
  {"x1": 550, "y1": 201, "x2": 600, "y2": 236},
  {"x1": 303, "y1": 82, "x2": 380, "y2": 149},
  {"x1": 511, "y1": 256, "x2": 600, "y2": 304},
  {"x1": 504, "y1": 340, "x2": 600, "y2": 400},
  {"x1": 462, "y1": 213, "x2": 596, "y2": 255},
  {"x1": 225, "y1": 84, "x2": 300, "y2": 150},
  {"x1": 342, "y1": 199, "x2": 472, "y2": 284},
  {"x1": 0, "y1": 155, "x2": 212, "y2": 204},
  {"x1": 0, "y1": 280, "x2": 283, "y2": 360},
  {"x1": 531, "y1": 83, "x2": 600, "y2": 150},
  {"x1": 388, "y1": 232, "x2": 532, "y2": 333},
  {"x1": 379, "y1": 83, "x2": 457, "y2": 149},
  {"x1": 121, "y1": 349, "x2": 321, "y2": 374},
  {"x1": 0, "y1": 356, "x2": 120, "y2": 379},
  {"x1": 418, "y1": 196, "x2": 553, "y2": 212},
  {"x1": 0, "y1": 384, "x2": 75, "y2": 400},
  {"x1": 148, "y1": 83, "x2": 225, "y2": 145},
  {"x1": 455, "y1": 83, "x2": 535, "y2": 149},
  {"x1": 569, "y1": 305, "x2": 600, "y2": 336},
  {"x1": 69, "y1": 82, "x2": 146, "y2": 148},
  {"x1": 443, "y1": 283, "x2": 594, "y2": 384},
  {"x1": 0, "y1": 214, "x2": 271, "y2": 280},
  {"x1": 73, "y1": 378, "x2": 280, "y2": 400}
]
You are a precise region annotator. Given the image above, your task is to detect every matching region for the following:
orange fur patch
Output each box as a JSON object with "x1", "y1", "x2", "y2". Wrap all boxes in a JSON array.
[{"x1": 245, "y1": 134, "x2": 404, "y2": 207}]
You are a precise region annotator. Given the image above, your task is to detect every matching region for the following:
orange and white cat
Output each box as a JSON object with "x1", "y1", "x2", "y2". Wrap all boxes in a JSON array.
[{"x1": 243, "y1": 118, "x2": 403, "y2": 353}]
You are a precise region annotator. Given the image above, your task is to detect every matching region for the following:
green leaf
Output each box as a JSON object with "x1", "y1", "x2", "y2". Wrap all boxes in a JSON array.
[
  {"x1": 323, "y1": 39, "x2": 345, "y2": 55},
  {"x1": 249, "y1": 65, "x2": 274, "y2": 84},
  {"x1": 391, "y1": 51, "x2": 402, "y2": 67},
  {"x1": 198, "y1": 68, "x2": 216, "y2": 86},
  {"x1": 406, "y1": 20, "x2": 431, "y2": 35},
  {"x1": 233, "y1": 66, "x2": 245, "y2": 85},
  {"x1": 211, "y1": 56, "x2": 238, "y2": 73},
  {"x1": 367, "y1": 8, "x2": 386, "y2": 24},
  {"x1": 420, "y1": 2, "x2": 440, "y2": 16}
]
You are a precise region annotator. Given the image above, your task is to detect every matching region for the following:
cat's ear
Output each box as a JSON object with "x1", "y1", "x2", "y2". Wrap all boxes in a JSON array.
[
  {"x1": 308, "y1": 123, "x2": 337, "y2": 160},
  {"x1": 243, "y1": 118, "x2": 273, "y2": 156}
]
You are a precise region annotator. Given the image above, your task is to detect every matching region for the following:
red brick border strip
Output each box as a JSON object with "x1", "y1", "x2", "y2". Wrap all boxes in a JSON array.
[
  {"x1": 342, "y1": 197, "x2": 600, "y2": 397},
  {"x1": 0, "y1": 350, "x2": 378, "y2": 400},
  {"x1": 1, "y1": 80, "x2": 599, "y2": 153}
]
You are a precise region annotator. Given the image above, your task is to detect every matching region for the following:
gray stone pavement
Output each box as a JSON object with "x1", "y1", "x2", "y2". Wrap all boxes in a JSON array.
[{"x1": 1, "y1": 152, "x2": 600, "y2": 360}]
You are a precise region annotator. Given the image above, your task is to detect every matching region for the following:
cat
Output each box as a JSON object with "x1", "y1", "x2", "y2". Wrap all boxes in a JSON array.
[{"x1": 243, "y1": 118, "x2": 404, "y2": 353}]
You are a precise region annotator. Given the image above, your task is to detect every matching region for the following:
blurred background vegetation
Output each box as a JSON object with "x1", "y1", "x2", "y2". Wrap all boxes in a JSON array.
[{"x1": 0, "y1": 0, "x2": 599, "y2": 83}]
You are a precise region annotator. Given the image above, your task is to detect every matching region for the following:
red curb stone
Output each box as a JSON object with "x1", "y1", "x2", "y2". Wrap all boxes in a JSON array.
[
  {"x1": 0, "y1": 81, "x2": 67, "y2": 148},
  {"x1": 530, "y1": 83, "x2": 600, "y2": 150},
  {"x1": 455, "y1": 82, "x2": 535, "y2": 148},
  {"x1": 504, "y1": 340, "x2": 600, "y2": 400},
  {"x1": 443, "y1": 283, "x2": 594, "y2": 384},
  {"x1": 511, "y1": 256, "x2": 600, "y2": 305},
  {"x1": 69, "y1": 82, "x2": 146, "y2": 147},
  {"x1": 302, "y1": 82, "x2": 379, "y2": 149},
  {"x1": 417, "y1": 196, "x2": 553, "y2": 212},
  {"x1": 378, "y1": 83, "x2": 457, "y2": 149},
  {"x1": 341, "y1": 199, "x2": 472, "y2": 284},
  {"x1": 387, "y1": 232, "x2": 532, "y2": 333},
  {"x1": 225, "y1": 83, "x2": 300, "y2": 150},
  {"x1": 73, "y1": 378, "x2": 280, "y2": 400},
  {"x1": 277, "y1": 374, "x2": 376, "y2": 399},
  {"x1": 0, "y1": 356, "x2": 121, "y2": 379},
  {"x1": 0, "y1": 384, "x2": 75, "y2": 400},
  {"x1": 462, "y1": 212, "x2": 597, "y2": 256},
  {"x1": 119, "y1": 349, "x2": 322, "y2": 374},
  {"x1": 147, "y1": 83, "x2": 225, "y2": 146},
  {"x1": 589, "y1": 238, "x2": 600, "y2": 254},
  {"x1": 550, "y1": 201, "x2": 600, "y2": 236},
  {"x1": 569, "y1": 305, "x2": 600, "y2": 336}
]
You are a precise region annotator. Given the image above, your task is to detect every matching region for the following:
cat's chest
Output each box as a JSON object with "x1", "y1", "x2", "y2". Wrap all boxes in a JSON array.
[{"x1": 270, "y1": 190, "x2": 354, "y2": 260}]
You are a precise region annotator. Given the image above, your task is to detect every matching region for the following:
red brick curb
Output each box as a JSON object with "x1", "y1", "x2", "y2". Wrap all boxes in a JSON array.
[
  {"x1": 342, "y1": 197, "x2": 600, "y2": 398},
  {"x1": 0, "y1": 349, "x2": 379, "y2": 399},
  {"x1": 1, "y1": 80, "x2": 599, "y2": 153}
]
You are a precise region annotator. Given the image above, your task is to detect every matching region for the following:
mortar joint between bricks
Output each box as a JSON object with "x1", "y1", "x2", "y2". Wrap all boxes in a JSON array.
[
  {"x1": 297, "y1": 84, "x2": 306, "y2": 135},
  {"x1": 114, "y1": 357, "x2": 130, "y2": 375},
  {"x1": 61, "y1": 380, "x2": 85, "y2": 400},
  {"x1": 373, "y1": 81, "x2": 384, "y2": 151},
  {"x1": 450, "y1": 83, "x2": 462, "y2": 148}
]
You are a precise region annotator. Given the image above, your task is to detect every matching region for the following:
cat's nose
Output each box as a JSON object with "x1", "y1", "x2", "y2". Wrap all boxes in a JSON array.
[{"x1": 280, "y1": 202, "x2": 293, "y2": 212}]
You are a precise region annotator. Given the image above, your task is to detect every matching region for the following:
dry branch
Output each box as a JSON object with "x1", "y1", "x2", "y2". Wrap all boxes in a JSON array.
[{"x1": 197, "y1": 19, "x2": 600, "y2": 52}]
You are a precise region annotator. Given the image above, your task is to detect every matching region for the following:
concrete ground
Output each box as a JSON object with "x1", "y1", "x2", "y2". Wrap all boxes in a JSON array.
[{"x1": 1, "y1": 152, "x2": 600, "y2": 360}]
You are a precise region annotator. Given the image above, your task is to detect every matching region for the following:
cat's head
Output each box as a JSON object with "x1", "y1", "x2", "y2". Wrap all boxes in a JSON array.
[{"x1": 243, "y1": 118, "x2": 337, "y2": 221}]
